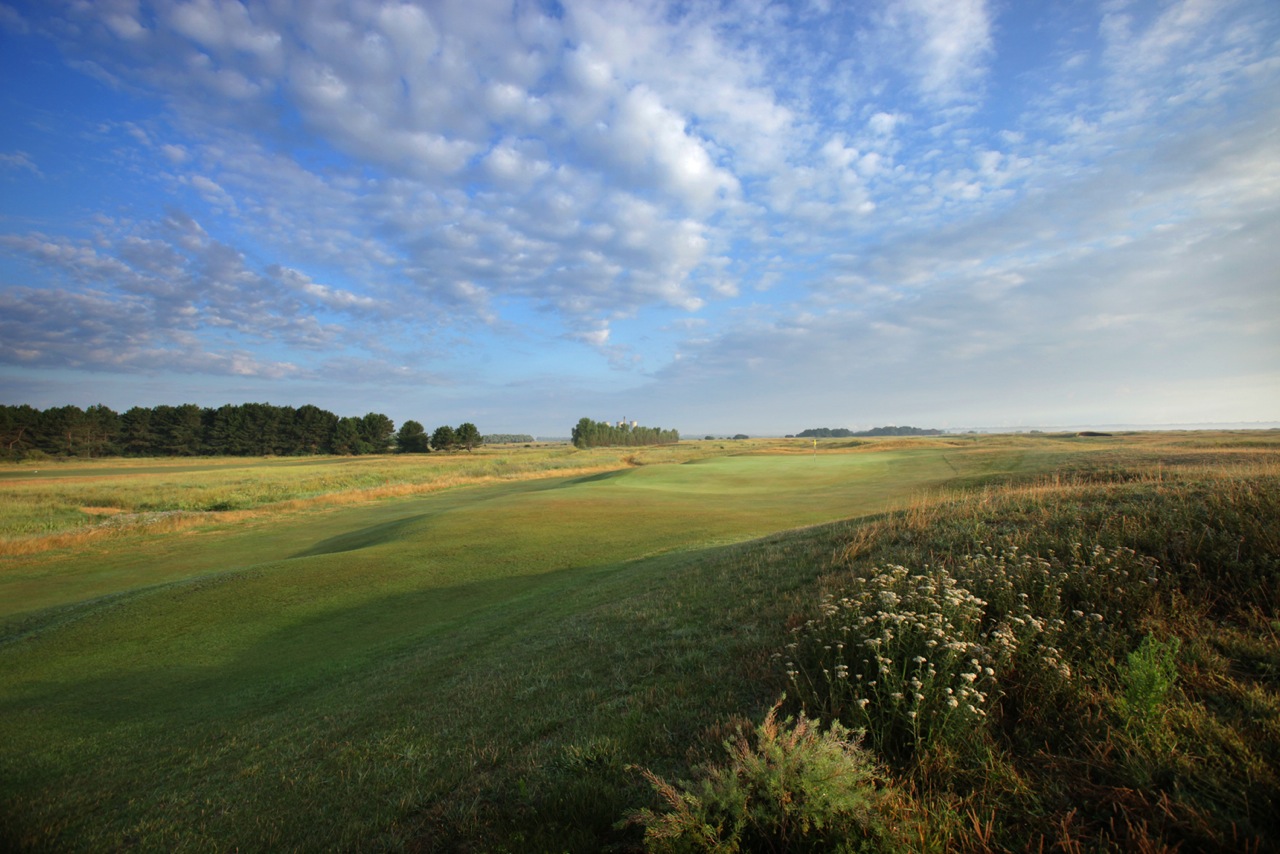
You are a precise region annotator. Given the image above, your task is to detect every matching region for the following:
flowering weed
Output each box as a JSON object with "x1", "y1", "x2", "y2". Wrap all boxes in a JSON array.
[
  {"x1": 783, "y1": 545, "x2": 1164, "y2": 762},
  {"x1": 782, "y1": 565, "x2": 994, "y2": 761}
]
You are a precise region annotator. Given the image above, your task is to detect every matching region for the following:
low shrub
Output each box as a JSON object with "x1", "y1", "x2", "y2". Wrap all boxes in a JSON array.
[
  {"x1": 1118, "y1": 632, "x2": 1181, "y2": 738},
  {"x1": 626, "y1": 701, "x2": 906, "y2": 853}
]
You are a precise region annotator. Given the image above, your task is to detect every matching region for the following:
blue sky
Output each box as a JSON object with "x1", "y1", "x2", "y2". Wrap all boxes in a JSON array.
[{"x1": 1, "y1": 0, "x2": 1278, "y2": 436}]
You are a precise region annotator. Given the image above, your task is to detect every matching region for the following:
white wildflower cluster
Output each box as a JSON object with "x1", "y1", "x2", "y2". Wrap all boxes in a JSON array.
[
  {"x1": 785, "y1": 565, "x2": 996, "y2": 758},
  {"x1": 783, "y1": 543, "x2": 1165, "y2": 759},
  {"x1": 962, "y1": 543, "x2": 1162, "y2": 667}
]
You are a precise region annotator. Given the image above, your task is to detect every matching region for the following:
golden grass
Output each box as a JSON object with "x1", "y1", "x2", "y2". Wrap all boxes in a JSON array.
[{"x1": 0, "y1": 461, "x2": 628, "y2": 557}]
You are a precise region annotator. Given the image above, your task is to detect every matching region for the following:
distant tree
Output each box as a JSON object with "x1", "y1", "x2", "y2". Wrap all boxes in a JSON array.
[
  {"x1": 855, "y1": 426, "x2": 942, "y2": 437},
  {"x1": 246, "y1": 402, "x2": 287, "y2": 454},
  {"x1": 1, "y1": 402, "x2": 498, "y2": 458},
  {"x1": 0, "y1": 404, "x2": 39, "y2": 459},
  {"x1": 37, "y1": 404, "x2": 86, "y2": 456},
  {"x1": 571, "y1": 417, "x2": 678, "y2": 449},
  {"x1": 119, "y1": 407, "x2": 156, "y2": 456},
  {"x1": 571, "y1": 417, "x2": 596, "y2": 449},
  {"x1": 482, "y1": 433, "x2": 535, "y2": 444},
  {"x1": 396, "y1": 420, "x2": 430, "y2": 453},
  {"x1": 292, "y1": 404, "x2": 339, "y2": 455},
  {"x1": 455, "y1": 422, "x2": 482, "y2": 452},
  {"x1": 207, "y1": 404, "x2": 249, "y2": 456},
  {"x1": 83, "y1": 404, "x2": 120, "y2": 457},
  {"x1": 358, "y1": 412, "x2": 395, "y2": 454},
  {"x1": 332, "y1": 417, "x2": 366, "y2": 455},
  {"x1": 796, "y1": 427, "x2": 855, "y2": 439},
  {"x1": 431, "y1": 424, "x2": 457, "y2": 452},
  {"x1": 733, "y1": 434, "x2": 749, "y2": 440},
  {"x1": 151, "y1": 404, "x2": 204, "y2": 456}
]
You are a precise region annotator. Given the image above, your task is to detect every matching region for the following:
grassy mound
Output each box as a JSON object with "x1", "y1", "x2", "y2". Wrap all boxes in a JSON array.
[{"x1": 773, "y1": 456, "x2": 1279, "y2": 852}]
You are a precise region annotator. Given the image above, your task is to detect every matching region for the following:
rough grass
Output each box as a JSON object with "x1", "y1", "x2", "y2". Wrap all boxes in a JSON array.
[
  {"x1": 785, "y1": 447, "x2": 1280, "y2": 852},
  {"x1": 0, "y1": 432, "x2": 1276, "y2": 851}
]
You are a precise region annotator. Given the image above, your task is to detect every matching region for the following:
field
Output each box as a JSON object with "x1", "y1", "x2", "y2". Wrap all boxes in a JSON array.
[{"x1": 1, "y1": 433, "x2": 1277, "y2": 851}]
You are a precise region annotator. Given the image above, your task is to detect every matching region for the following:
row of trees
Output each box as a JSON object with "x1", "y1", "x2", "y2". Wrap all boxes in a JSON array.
[
  {"x1": 793, "y1": 426, "x2": 943, "y2": 438},
  {"x1": 571, "y1": 418, "x2": 679, "y2": 449},
  {"x1": 396, "y1": 421, "x2": 482, "y2": 454},
  {"x1": 0, "y1": 403, "x2": 484, "y2": 459}
]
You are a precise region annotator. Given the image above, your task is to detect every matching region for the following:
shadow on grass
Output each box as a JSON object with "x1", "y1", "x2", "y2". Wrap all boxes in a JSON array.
[
  {"x1": 0, "y1": 513, "x2": 861, "y2": 851},
  {"x1": 294, "y1": 473, "x2": 624, "y2": 558}
]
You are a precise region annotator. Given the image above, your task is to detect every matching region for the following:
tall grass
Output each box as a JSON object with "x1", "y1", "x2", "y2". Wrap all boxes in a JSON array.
[{"x1": 768, "y1": 448, "x2": 1280, "y2": 851}]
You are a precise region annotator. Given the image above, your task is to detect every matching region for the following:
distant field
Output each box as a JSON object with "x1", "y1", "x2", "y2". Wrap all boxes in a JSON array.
[{"x1": 1, "y1": 432, "x2": 1276, "y2": 851}]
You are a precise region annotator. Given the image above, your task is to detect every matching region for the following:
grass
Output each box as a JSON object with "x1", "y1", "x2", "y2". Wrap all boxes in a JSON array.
[
  {"x1": 791, "y1": 446, "x2": 1280, "y2": 851},
  {"x1": 0, "y1": 431, "x2": 1276, "y2": 851},
  {"x1": 0, "y1": 444, "x2": 651, "y2": 553}
]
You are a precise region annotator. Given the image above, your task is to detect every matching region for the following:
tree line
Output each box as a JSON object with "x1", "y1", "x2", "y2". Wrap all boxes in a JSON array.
[
  {"x1": 571, "y1": 418, "x2": 679, "y2": 449},
  {"x1": 0, "y1": 403, "x2": 483, "y2": 459},
  {"x1": 793, "y1": 425, "x2": 943, "y2": 438}
]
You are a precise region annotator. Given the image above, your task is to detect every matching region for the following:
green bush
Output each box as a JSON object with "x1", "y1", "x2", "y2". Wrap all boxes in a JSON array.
[
  {"x1": 626, "y1": 701, "x2": 905, "y2": 853},
  {"x1": 1118, "y1": 633, "x2": 1181, "y2": 736}
]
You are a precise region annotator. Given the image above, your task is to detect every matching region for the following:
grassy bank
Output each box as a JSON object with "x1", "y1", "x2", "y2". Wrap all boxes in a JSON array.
[{"x1": 0, "y1": 433, "x2": 1276, "y2": 850}]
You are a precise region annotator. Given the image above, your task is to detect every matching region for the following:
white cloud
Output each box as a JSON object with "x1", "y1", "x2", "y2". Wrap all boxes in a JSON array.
[
  {"x1": 607, "y1": 85, "x2": 739, "y2": 212},
  {"x1": 2, "y1": 0, "x2": 1277, "y2": 429},
  {"x1": 0, "y1": 150, "x2": 42, "y2": 176},
  {"x1": 880, "y1": 0, "x2": 993, "y2": 104}
]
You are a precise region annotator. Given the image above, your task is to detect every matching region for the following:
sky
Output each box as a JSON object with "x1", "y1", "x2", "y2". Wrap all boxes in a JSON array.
[{"x1": 1, "y1": 0, "x2": 1278, "y2": 437}]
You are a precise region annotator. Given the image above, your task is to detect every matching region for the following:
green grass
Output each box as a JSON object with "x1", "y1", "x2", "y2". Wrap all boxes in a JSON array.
[{"x1": 1, "y1": 433, "x2": 1277, "y2": 851}]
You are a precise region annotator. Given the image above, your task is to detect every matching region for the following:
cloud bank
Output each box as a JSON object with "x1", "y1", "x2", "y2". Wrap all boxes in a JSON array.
[{"x1": 1, "y1": 0, "x2": 1277, "y2": 432}]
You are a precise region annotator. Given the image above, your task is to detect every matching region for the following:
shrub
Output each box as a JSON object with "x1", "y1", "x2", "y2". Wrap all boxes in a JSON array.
[
  {"x1": 783, "y1": 545, "x2": 1162, "y2": 763},
  {"x1": 1118, "y1": 633, "x2": 1181, "y2": 737},
  {"x1": 626, "y1": 701, "x2": 904, "y2": 853}
]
